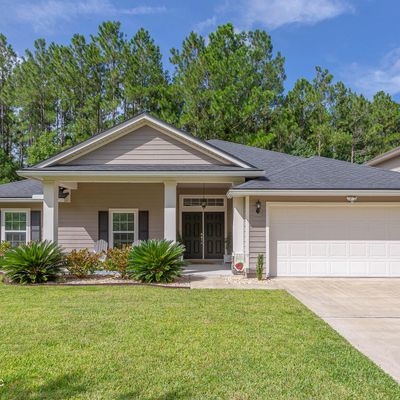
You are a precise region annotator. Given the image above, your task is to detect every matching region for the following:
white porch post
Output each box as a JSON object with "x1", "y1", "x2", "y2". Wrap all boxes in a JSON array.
[
  {"x1": 232, "y1": 197, "x2": 245, "y2": 258},
  {"x1": 43, "y1": 180, "x2": 59, "y2": 242},
  {"x1": 164, "y1": 181, "x2": 177, "y2": 241}
]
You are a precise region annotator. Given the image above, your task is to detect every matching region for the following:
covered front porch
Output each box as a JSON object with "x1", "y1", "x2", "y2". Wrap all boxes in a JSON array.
[{"x1": 38, "y1": 179, "x2": 239, "y2": 263}]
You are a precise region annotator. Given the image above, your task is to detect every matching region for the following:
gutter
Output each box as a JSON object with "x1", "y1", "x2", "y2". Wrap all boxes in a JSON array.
[{"x1": 227, "y1": 189, "x2": 400, "y2": 198}]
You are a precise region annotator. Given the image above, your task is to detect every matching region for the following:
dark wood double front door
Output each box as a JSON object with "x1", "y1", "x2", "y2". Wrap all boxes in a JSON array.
[{"x1": 182, "y1": 212, "x2": 224, "y2": 259}]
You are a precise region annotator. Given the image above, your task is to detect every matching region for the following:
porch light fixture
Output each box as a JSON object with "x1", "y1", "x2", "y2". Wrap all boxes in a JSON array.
[
  {"x1": 346, "y1": 196, "x2": 358, "y2": 204},
  {"x1": 256, "y1": 200, "x2": 261, "y2": 214}
]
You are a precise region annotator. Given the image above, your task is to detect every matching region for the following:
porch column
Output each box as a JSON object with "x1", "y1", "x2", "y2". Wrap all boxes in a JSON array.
[
  {"x1": 43, "y1": 180, "x2": 59, "y2": 242},
  {"x1": 232, "y1": 197, "x2": 245, "y2": 257},
  {"x1": 164, "y1": 181, "x2": 177, "y2": 241}
]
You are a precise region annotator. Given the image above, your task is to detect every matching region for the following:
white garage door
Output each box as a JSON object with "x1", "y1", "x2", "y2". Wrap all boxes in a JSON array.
[{"x1": 269, "y1": 205, "x2": 400, "y2": 277}]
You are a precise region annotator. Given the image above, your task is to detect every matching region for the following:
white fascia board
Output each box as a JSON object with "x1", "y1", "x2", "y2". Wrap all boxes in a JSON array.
[
  {"x1": 227, "y1": 189, "x2": 400, "y2": 198},
  {"x1": 18, "y1": 170, "x2": 264, "y2": 179},
  {"x1": 0, "y1": 197, "x2": 43, "y2": 202},
  {"x1": 35, "y1": 114, "x2": 252, "y2": 169}
]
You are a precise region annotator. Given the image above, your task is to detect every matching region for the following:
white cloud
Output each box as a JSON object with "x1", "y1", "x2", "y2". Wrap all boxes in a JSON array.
[
  {"x1": 245, "y1": 0, "x2": 352, "y2": 29},
  {"x1": 194, "y1": 16, "x2": 217, "y2": 33},
  {"x1": 217, "y1": 0, "x2": 353, "y2": 30},
  {"x1": 346, "y1": 49, "x2": 400, "y2": 96},
  {"x1": 15, "y1": 0, "x2": 166, "y2": 32}
]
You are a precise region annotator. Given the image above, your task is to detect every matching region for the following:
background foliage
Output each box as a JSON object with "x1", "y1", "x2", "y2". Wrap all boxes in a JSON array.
[{"x1": 0, "y1": 22, "x2": 399, "y2": 182}]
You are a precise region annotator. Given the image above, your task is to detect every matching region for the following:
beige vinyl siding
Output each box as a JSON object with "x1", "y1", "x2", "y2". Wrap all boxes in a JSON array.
[
  {"x1": 249, "y1": 197, "x2": 266, "y2": 272},
  {"x1": 58, "y1": 183, "x2": 164, "y2": 251},
  {"x1": 67, "y1": 126, "x2": 226, "y2": 165}
]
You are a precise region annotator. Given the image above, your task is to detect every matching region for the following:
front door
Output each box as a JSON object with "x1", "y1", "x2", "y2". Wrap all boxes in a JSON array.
[
  {"x1": 182, "y1": 212, "x2": 202, "y2": 259},
  {"x1": 204, "y1": 212, "x2": 225, "y2": 259},
  {"x1": 182, "y1": 211, "x2": 225, "y2": 259}
]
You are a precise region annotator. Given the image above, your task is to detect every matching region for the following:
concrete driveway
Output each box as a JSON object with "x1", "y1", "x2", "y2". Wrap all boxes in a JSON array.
[{"x1": 277, "y1": 278, "x2": 400, "y2": 383}]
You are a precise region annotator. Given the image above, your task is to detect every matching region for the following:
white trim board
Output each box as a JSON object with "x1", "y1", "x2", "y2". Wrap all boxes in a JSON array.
[
  {"x1": 18, "y1": 170, "x2": 263, "y2": 180},
  {"x1": 227, "y1": 189, "x2": 400, "y2": 198}
]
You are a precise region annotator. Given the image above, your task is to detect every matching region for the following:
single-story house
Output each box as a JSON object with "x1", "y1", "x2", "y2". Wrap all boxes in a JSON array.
[{"x1": 2, "y1": 112, "x2": 400, "y2": 277}]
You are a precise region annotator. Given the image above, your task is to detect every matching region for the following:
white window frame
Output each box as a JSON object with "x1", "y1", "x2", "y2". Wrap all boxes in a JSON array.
[
  {"x1": 1, "y1": 208, "x2": 31, "y2": 245},
  {"x1": 109, "y1": 208, "x2": 138, "y2": 248}
]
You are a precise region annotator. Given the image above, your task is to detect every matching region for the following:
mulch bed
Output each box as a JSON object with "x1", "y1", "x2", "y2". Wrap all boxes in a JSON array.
[{"x1": 1, "y1": 273, "x2": 190, "y2": 289}]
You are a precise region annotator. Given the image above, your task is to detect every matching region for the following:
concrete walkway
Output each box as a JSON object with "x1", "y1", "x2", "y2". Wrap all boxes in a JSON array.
[{"x1": 277, "y1": 278, "x2": 400, "y2": 384}]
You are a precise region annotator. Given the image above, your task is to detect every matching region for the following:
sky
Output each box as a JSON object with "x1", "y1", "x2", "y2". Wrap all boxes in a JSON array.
[{"x1": 0, "y1": 0, "x2": 399, "y2": 100}]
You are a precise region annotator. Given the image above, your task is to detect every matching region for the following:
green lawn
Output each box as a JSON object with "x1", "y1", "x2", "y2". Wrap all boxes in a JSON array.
[{"x1": 0, "y1": 285, "x2": 399, "y2": 400}]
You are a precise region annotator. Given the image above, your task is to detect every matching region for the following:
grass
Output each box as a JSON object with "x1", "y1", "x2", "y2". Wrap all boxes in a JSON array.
[{"x1": 0, "y1": 285, "x2": 399, "y2": 399}]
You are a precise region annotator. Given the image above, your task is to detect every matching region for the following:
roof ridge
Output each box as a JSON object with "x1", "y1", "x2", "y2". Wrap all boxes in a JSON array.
[
  {"x1": 207, "y1": 139, "x2": 304, "y2": 159},
  {"x1": 264, "y1": 157, "x2": 312, "y2": 178}
]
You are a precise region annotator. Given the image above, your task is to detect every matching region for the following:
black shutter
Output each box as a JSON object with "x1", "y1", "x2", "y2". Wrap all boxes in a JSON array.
[
  {"x1": 139, "y1": 211, "x2": 149, "y2": 241},
  {"x1": 98, "y1": 211, "x2": 109, "y2": 243},
  {"x1": 31, "y1": 210, "x2": 41, "y2": 242}
]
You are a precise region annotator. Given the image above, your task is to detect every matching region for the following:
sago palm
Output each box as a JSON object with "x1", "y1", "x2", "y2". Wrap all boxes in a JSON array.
[
  {"x1": 128, "y1": 240, "x2": 186, "y2": 283},
  {"x1": 0, "y1": 241, "x2": 65, "y2": 284}
]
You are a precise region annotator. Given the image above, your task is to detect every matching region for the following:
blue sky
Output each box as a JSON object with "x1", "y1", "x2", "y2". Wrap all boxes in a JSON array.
[{"x1": 0, "y1": 0, "x2": 399, "y2": 100}]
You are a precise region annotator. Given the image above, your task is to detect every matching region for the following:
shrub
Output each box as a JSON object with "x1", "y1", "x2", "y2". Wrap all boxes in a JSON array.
[
  {"x1": 256, "y1": 254, "x2": 264, "y2": 280},
  {"x1": 65, "y1": 248, "x2": 101, "y2": 278},
  {"x1": 0, "y1": 241, "x2": 64, "y2": 284},
  {"x1": 103, "y1": 245, "x2": 131, "y2": 278},
  {"x1": 128, "y1": 239, "x2": 186, "y2": 283},
  {"x1": 0, "y1": 241, "x2": 11, "y2": 257}
]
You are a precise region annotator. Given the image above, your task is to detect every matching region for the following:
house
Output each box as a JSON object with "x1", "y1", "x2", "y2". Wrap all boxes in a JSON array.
[
  {"x1": 367, "y1": 146, "x2": 400, "y2": 172},
  {"x1": 2, "y1": 112, "x2": 400, "y2": 277}
]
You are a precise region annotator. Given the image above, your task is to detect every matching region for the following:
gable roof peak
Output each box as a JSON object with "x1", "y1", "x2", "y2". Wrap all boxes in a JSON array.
[{"x1": 33, "y1": 113, "x2": 253, "y2": 169}]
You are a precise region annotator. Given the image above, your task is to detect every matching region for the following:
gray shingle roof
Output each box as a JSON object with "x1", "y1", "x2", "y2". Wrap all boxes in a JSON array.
[
  {"x1": 207, "y1": 139, "x2": 301, "y2": 173},
  {"x1": 4, "y1": 140, "x2": 400, "y2": 199},
  {"x1": 0, "y1": 179, "x2": 42, "y2": 198},
  {"x1": 234, "y1": 156, "x2": 400, "y2": 190}
]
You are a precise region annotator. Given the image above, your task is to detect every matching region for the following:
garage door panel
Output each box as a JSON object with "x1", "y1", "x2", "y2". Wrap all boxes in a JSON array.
[
  {"x1": 310, "y1": 261, "x2": 329, "y2": 275},
  {"x1": 270, "y1": 206, "x2": 400, "y2": 277},
  {"x1": 290, "y1": 261, "x2": 307, "y2": 275},
  {"x1": 370, "y1": 261, "x2": 388, "y2": 276},
  {"x1": 389, "y1": 262, "x2": 400, "y2": 275},
  {"x1": 310, "y1": 243, "x2": 328, "y2": 257},
  {"x1": 369, "y1": 243, "x2": 387, "y2": 257},
  {"x1": 329, "y1": 242, "x2": 347, "y2": 257},
  {"x1": 389, "y1": 243, "x2": 400, "y2": 256},
  {"x1": 349, "y1": 243, "x2": 367, "y2": 257}
]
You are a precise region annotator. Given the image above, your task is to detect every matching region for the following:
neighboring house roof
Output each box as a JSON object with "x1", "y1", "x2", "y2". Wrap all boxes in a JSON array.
[
  {"x1": 0, "y1": 179, "x2": 42, "y2": 199},
  {"x1": 366, "y1": 146, "x2": 400, "y2": 166},
  {"x1": 231, "y1": 155, "x2": 400, "y2": 192},
  {"x1": 33, "y1": 112, "x2": 253, "y2": 169}
]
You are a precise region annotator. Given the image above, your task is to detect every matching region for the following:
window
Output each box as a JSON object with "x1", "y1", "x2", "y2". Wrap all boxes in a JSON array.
[
  {"x1": 183, "y1": 198, "x2": 225, "y2": 207},
  {"x1": 1, "y1": 209, "x2": 30, "y2": 247},
  {"x1": 109, "y1": 209, "x2": 138, "y2": 248}
]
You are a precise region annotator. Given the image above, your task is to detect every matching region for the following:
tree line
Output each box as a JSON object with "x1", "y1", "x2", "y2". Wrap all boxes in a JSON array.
[{"x1": 0, "y1": 22, "x2": 399, "y2": 182}]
